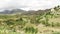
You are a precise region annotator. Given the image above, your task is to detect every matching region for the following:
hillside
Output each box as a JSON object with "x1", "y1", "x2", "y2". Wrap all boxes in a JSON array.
[{"x1": 0, "y1": 5, "x2": 59, "y2": 34}]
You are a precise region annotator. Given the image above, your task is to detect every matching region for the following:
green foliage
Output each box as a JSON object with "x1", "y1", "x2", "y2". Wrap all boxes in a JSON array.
[
  {"x1": 24, "y1": 26, "x2": 38, "y2": 34},
  {"x1": 0, "y1": 6, "x2": 59, "y2": 34},
  {"x1": 53, "y1": 32, "x2": 60, "y2": 34}
]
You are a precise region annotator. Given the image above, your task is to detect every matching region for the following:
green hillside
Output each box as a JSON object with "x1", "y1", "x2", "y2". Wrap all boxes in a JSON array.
[{"x1": 0, "y1": 6, "x2": 60, "y2": 34}]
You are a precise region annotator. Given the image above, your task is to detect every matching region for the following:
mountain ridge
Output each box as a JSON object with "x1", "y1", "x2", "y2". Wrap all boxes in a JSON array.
[{"x1": 0, "y1": 5, "x2": 59, "y2": 15}]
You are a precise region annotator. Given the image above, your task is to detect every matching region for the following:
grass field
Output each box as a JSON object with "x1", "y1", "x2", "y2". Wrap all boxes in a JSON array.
[{"x1": 0, "y1": 7, "x2": 60, "y2": 34}]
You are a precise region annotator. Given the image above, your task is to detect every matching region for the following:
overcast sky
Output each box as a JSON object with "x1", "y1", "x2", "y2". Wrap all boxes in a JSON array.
[{"x1": 0, "y1": 0, "x2": 60, "y2": 11}]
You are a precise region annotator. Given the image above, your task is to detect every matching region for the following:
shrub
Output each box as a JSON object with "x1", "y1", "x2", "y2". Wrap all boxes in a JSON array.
[
  {"x1": 53, "y1": 32, "x2": 60, "y2": 34},
  {"x1": 24, "y1": 26, "x2": 38, "y2": 34}
]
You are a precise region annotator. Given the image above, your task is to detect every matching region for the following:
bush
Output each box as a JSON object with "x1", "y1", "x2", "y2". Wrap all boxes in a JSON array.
[
  {"x1": 24, "y1": 26, "x2": 38, "y2": 34},
  {"x1": 53, "y1": 32, "x2": 60, "y2": 34}
]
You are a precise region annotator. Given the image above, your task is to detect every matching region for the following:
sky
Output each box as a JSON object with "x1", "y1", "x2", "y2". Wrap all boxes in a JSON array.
[{"x1": 0, "y1": 0, "x2": 60, "y2": 11}]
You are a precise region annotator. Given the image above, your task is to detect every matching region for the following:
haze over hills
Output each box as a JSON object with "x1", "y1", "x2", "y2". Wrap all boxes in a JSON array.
[
  {"x1": 0, "y1": 5, "x2": 59, "y2": 15},
  {"x1": 0, "y1": 9, "x2": 26, "y2": 14},
  {"x1": 0, "y1": 9, "x2": 50, "y2": 15}
]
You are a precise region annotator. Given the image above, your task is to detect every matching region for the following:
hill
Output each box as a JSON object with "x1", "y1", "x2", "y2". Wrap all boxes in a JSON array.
[{"x1": 0, "y1": 5, "x2": 59, "y2": 34}]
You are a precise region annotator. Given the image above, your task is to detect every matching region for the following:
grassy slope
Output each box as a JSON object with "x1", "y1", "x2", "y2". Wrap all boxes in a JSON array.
[{"x1": 0, "y1": 7, "x2": 60, "y2": 34}]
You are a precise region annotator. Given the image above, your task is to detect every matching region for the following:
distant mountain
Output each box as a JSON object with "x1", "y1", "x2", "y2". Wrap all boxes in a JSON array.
[
  {"x1": 0, "y1": 5, "x2": 59, "y2": 15},
  {"x1": 22, "y1": 9, "x2": 51, "y2": 15},
  {"x1": 10, "y1": 9, "x2": 26, "y2": 14},
  {"x1": 0, "y1": 9, "x2": 26, "y2": 14},
  {"x1": 0, "y1": 8, "x2": 51, "y2": 15},
  {"x1": 0, "y1": 10, "x2": 11, "y2": 14}
]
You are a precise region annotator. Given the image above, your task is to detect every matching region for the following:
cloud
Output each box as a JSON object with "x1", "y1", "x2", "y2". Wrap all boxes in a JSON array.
[{"x1": 0, "y1": 0, "x2": 60, "y2": 10}]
